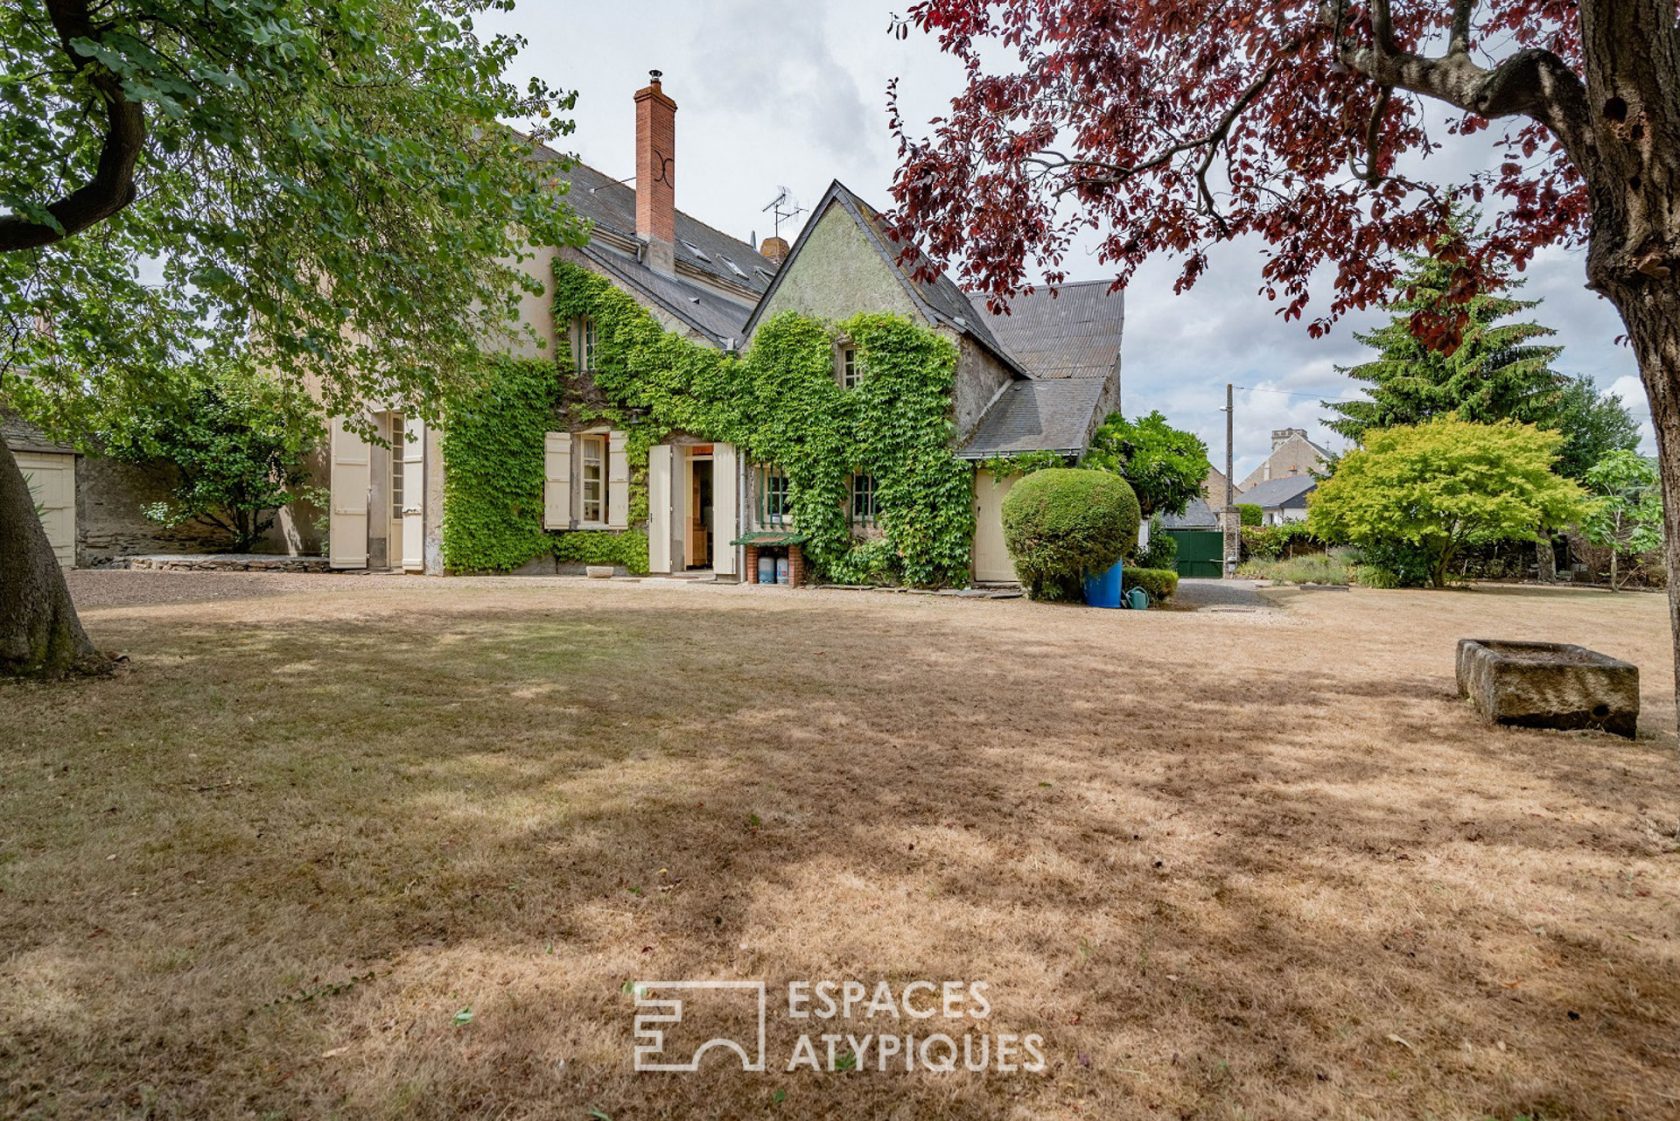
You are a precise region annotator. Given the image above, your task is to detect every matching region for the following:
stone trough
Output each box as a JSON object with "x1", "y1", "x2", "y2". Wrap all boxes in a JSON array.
[{"x1": 1456, "y1": 639, "x2": 1638, "y2": 739}]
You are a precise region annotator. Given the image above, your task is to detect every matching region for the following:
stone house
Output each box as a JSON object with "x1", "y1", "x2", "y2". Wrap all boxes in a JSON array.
[
  {"x1": 1238, "y1": 427, "x2": 1330, "y2": 490},
  {"x1": 322, "y1": 72, "x2": 1124, "y2": 585}
]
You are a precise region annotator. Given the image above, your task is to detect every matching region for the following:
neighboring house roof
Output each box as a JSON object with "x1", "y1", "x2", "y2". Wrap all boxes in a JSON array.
[
  {"x1": 958, "y1": 377, "x2": 1109, "y2": 460},
  {"x1": 968, "y1": 281, "x2": 1124, "y2": 380},
  {"x1": 2, "y1": 413, "x2": 72, "y2": 455},
  {"x1": 1241, "y1": 474, "x2": 1317, "y2": 509},
  {"x1": 1161, "y1": 496, "x2": 1220, "y2": 530},
  {"x1": 743, "y1": 181, "x2": 1028, "y2": 377}
]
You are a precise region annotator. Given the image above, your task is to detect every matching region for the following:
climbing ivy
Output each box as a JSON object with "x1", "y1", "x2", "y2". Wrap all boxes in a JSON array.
[
  {"x1": 549, "y1": 260, "x2": 973, "y2": 586},
  {"x1": 977, "y1": 450, "x2": 1069, "y2": 479},
  {"x1": 554, "y1": 529, "x2": 650, "y2": 574},
  {"x1": 439, "y1": 355, "x2": 557, "y2": 572}
]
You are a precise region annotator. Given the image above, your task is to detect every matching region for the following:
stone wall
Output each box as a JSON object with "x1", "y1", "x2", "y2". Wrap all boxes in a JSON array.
[{"x1": 77, "y1": 453, "x2": 300, "y2": 566}]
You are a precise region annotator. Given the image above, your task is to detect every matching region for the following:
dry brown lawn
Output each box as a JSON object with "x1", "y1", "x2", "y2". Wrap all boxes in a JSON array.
[{"x1": 2, "y1": 572, "x2": 1678, "y2": 1121}]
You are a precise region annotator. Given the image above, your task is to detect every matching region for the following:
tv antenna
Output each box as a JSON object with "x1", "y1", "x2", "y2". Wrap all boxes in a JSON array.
[{"x1": 762, "y1": 187, "x2": 806, "y2": 239}]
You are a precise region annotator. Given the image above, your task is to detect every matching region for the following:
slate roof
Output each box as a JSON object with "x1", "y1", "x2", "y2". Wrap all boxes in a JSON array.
[
  {"x1": 957, "y1": 377, "x2": 1109, "y2": 460},
  {"x1": 1161, "y1": 496, "x2": 1220, "y2": 530},
  {"x1": 527, "y1": 144, "x2": 773, "y2": 347},
  {"x1": 2, "y1": 413, "x2": 71, "y2": 455},
  {"x1": 1241, "y1": 474, "x2": 1318, "y2": 509},
  {"x1": 743, "y1": 181, "x2": 1028, "y2": 377},
  {"x1": 575, "y1": 239, "x2": 759, "y2": 345},
  {"x1": 969, "y1": 281, "x2": 1124, "y2": 380}
]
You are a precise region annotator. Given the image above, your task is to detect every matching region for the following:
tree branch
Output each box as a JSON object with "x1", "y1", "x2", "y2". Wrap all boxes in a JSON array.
[
  {"x1": 0, "y1": 0, "x2": 146, "y2": 253},
  {"x1": 1449, "y1": 0, "x2": 1476, "y2": 55},
  {"x1": 1334, "y1": 24, "x2": 1591, "y2": 166}
]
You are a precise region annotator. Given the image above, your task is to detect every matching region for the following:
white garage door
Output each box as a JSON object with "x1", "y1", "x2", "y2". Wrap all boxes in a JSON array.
[{"x1": 16, "y1": 451, "x2": 76, "y2": 568}]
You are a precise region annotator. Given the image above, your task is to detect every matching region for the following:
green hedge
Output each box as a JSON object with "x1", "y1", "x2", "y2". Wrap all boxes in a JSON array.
[
  {"x1": 1240, "y1": 521, "x2": 1321, "y2": 560},
  {"x1": 1123, "y1": 566, "x2": 1179, "y2": 602},
  {"x1": 553, "y1": 530, "x2": 649, "y2": 575},
  {"x1": 1002, "y1": 468, "x2": 1140, "y2": 601}
]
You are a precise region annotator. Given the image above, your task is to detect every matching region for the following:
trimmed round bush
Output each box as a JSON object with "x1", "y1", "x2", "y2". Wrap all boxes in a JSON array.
[{"x1": 1002, "y1": 468, "x2": 1140, "y2": 600}]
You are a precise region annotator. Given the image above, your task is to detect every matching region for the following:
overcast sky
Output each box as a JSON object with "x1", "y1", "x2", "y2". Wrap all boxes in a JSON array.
[{"x1": 477, "y1": 1, "x2": 1648, "y2": 479}]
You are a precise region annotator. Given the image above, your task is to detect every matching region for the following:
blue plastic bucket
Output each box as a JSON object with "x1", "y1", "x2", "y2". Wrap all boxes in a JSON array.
[
  {"x1": 1083, "y1": 558, "x2": 1124, "y2": 608},
  {"x1": 757, "y1": 554, "x2": 776, "y2": 584}
]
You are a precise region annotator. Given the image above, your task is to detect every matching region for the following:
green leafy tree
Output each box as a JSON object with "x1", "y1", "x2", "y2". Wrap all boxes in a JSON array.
[
  {"x1": 99, "y1": 362, "x2": 323, "y2": 553},
  {"x1": 1580, "y1": 450, "x2": 1664, "y2": 591},
  {"x1": 0, "y1": 0, "x2": 582, "y2": 676},
  {"x1": 1308, "y1": 417, "x2": 1585, "y2": 589},
  {"x1": 1551, "y1": 376, "x2": 1642, "y2": 483},
  {"x1": 1324, "y1": 245, "x2": 1565, "y2": 445},
  {"x1": 1082, "y1": 410, "x2": 1211, "y2": 518}
]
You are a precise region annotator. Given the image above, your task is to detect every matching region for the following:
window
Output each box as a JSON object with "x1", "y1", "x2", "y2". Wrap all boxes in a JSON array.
[
  {"x1": 389, "y1": 412, "x2": 405, "y2": 521},
  {"x1": 572, "y1": 316, "x2": 597, "y2": 372},
  {"x1": 850, "y1": 473, "x2": 877, "y2": 527},
  {"x1": 839, "y1": 344, "x2": 860, "y2": 389},
  {"x1": 580, "y1": 433, "x2": 607, "y2": 523},
  {"x1": 760, "y1": 466, "x2": 791, "y2": 527}
]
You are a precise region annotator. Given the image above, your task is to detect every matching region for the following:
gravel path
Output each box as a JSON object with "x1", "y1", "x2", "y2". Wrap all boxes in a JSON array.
[{"x1": 1174, "y1": 576, "x2": 1270, "y2": 610}]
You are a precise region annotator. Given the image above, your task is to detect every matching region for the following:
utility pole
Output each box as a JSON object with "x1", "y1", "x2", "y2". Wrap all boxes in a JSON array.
[{"x1": 1223, "y1": 383, "x2": 1237, "y2": 578}]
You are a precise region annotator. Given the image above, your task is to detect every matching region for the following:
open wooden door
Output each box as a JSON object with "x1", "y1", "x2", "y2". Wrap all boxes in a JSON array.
[
  {"x1": 713, "y1": 443, "x2": 737, "y2": 576},
  {"x1": 647, "y1": 444, "x2": 672, "y2": 573},
  {"x1": 329, "y1": 415, "x2": 371, "y2": 569},
  {"x1": 401, "y1": 416, "x2": 425, "y2": 571}
]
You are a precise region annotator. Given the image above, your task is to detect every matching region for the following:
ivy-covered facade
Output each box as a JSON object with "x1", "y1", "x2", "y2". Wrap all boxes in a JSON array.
[{"x1": 322, "y1": 74, "x2": 1122, "y2": 587}]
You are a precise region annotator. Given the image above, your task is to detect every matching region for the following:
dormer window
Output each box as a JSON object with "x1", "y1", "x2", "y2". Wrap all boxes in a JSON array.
[
  {"x1": 571, "y1": 316, "x2": 597, "y2": 372},
  {"x1": 838, "y1": 344, "x2": 860, "y2": 389}
]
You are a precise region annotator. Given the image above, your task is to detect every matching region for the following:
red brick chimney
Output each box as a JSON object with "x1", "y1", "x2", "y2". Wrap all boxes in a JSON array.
[{"x1": 635, "y1": 70, "x2": 677, "y2": 276}]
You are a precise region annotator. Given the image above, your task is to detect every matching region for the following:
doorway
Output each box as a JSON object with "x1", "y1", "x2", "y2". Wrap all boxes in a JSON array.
[{"x1": 686, "y1": 453, "x2": 713, "y2": 569}]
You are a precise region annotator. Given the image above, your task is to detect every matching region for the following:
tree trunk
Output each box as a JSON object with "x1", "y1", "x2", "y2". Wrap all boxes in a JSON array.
[
  {"x1": 1601, "y1": 280, "x2": 1680, "y2": 711},
  {"x1": 1536, "y1": 529, "x2": 1557, "y2": 584},
  {"x1": 1575, "y1": 1, "x2": 1680, "y2": 715},
  {"x1": 0, "y1": 438, "x2": 103, "y2": 677}
]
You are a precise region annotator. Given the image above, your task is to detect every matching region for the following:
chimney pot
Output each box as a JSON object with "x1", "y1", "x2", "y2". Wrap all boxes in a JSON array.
[{"x1": 759, "y1": 236, "x2": 790, "y2": 265}]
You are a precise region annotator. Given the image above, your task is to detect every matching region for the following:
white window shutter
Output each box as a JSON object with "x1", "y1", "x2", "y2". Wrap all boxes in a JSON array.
[
  {"x1": 401, "y1": 416, "x2": 426, "y2": 571},
  {"x1": 607, "y1": 430, "x2": 630, "y2": 529},
  {"x1": 544, "y1": 431, "x2": 573, "y2": 529},
  {"x1": 647, "y1": 444, "x2": 672, "y2": 573},
  {"x1": 713, "y1": 443, "x2": 738, "y2": 576},
  {"x1": 329, "y1": 415, "x2": 371, "y2": 569}
]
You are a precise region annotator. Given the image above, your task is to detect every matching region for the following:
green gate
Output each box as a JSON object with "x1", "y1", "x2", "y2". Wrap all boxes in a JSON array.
[{"x1": 1163, "y1": 529, "x2": 1223, "y2": 579}]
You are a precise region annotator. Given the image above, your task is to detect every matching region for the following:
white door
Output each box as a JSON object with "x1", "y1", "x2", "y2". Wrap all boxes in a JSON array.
[
  {"x1": 647, "y1": 444, "x2": 673, "y2": 573},
  {"x1": 713, "y1": 443, "x2": 738, "y2": 576},
  {"x1": 402, "y1": 416, "x2": 425, "y2": 571},
  {"x1": 17, "y1": 451, "x2": 76, "y2": 568},
  {"x1": 972, "y1": 469, "x2": 1019, "y2": 583},
  {"x1": 329, "y1": 415, "x2": 371, "y2": 569}
]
